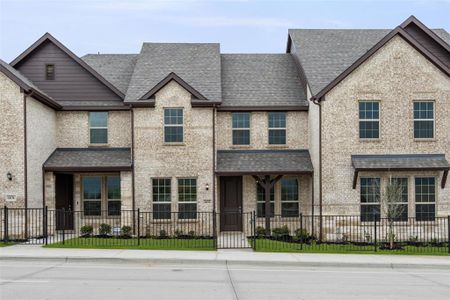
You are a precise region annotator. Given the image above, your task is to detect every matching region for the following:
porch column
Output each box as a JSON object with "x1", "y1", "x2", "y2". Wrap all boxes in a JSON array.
[{"x1": 253, "y1": 175, "x2": 283, "y2": 236}]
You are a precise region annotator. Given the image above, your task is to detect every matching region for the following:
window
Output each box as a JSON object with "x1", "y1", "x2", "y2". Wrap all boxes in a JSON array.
[
  {"x1": 164, "y1": 108, "x2": 183, "y2": 143},
  {"x1": 45, "y1": 64, "x2": 55, "y2": 80},
  {"x1": 268, "y1": 112, "x2": 286, "y2": 145},
  {"x1": 256, "y1": 184, "x2": 274, "y2": 218},
  {"x1": 281, "y1": 178, "x2": 298, "y2": 217},
  {"x1": 360, "y1": 178, "x2": 380, "y2": 222},
  {"x1": 83, "y1": 177, "x2": 102, "y2": 216},
  {"x1": 414, "y1": 101, "x2": 434, "y2": 139},
  {"x1": 153, "y1": 179, "x2": 171, "y2": 219},
  {"x1": 107, "y1": 176, "x2": 121, "y2": 216},
  {"x1": 359, "y1": 101, "x2": 379, "y2": 139},
  {"x1": 415, "y1": 177, "x2": 435, "y2": 221},
  {"x1": 389, "y1": 178, "x2": 408, "y2": 221},
  {"x1": 178, "y1": 178, "x2": 197, "y2": 219},
  {"x1": 89, "y1": 112, "x2": 108, "y2": 144},
  {"x1": 232, "y1": 113, "x2": 250, "y2": 145}
]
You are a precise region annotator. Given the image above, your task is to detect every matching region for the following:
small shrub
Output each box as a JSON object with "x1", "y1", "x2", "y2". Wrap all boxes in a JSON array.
[
  {"x1": 159, "y1": 229, "x2": 168, "y2": 239},
  {"x1": 80, "y1": 225, "x2": 93, "y2": 237},
  {"x1": 98, "y1": 223, "x2": 112, "y2": 237},
  {"x1": 294, "y1": 228, "x2": 312, "y2": 242},
  {"x1": 255, "y1": 226, "x2": 266, "y2": 238},
  {"x1": 188, "y1": 231, "x2": 196, "y2": 239},
  {"x1": 174, "y1": 230, "x2": 184, "y2": 238},
  {"x1": 120, "y1": 226, "x2": 132, "y2": 238},
  {"x1": 408, "y1": 235, "x2": 419, "y2": 246},
  {"x1": 272, "y1": 225, "x2": 290, "y2": 240}
]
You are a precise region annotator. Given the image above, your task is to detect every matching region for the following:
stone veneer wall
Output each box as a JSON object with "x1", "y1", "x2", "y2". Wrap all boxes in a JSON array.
[
  {"x1": 216, "y1": 111, "x2": 309, "y2": 150},
  {"x1": 0, "y1": 72, "x2": 25, "y2": 208},
  {"x1": 56, "y1": 110, "x2": 131, "y2": 148},
  {"x1": 133, "y1": 80, "x2": 214, "y2": 212},
  {"x1": 321, "y1": 36, "x2": 450, "y2": 216},
  {"x1": 26, "y1": 97, "x2": 57, "y2": 208}
]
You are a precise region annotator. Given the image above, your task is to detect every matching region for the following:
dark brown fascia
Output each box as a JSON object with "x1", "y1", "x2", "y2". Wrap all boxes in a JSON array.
[
  {"x1": 215, "y1": 171, "x2": 313, "y2": 176},
  {"x1": 352, "y1": 167, "x2": 450, "y2": 189},
  {"x1": 217, "y1": 105, "x2": 308, "y2": 112},
  {"x1": 139, "y1": 72, "x2": 207, "y2": 100},
  {"x1": 311, "y1": 25, "x2": 450, "y2": 102},
  {"x1": 43, "y1": 166, "x2": 133, "y2": 172},
  {"x1": 400, "y1": 15, "x2": 450, "y2": 53},
  {"x1": 10, "y1": 33, "x2": 125, "y2": 100},
  {"x1": 61, "y1": 105, "x2": 130, "y2": 111}
]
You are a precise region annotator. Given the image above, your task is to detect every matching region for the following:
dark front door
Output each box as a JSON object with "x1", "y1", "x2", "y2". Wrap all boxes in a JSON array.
[
  {"x1": 220, "y1": 176, "x2": 243, "y2": 231},
  {"x1": 55, "y1": 174, "x2": 74, "y2": 230}
]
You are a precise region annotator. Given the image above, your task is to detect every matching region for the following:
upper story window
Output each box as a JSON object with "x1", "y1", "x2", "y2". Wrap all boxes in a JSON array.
[
  {"x1": 268, "y1": 112, "x2": 286, "y2": 145},
  {"x1": 232, "y1": 112, "x2": 250, "y2": 145},
  {"x1": 45, "y1": 64, "x2": 55, "y2": 80},
  {"x1": 89, "y1": 112, "x2": 108, "y2": 144},
  {"x1": 413, "y1": 101, "x2": 434, "y2": 139},
  {"x1": 360, "y1": 177, "x2": 380, "y2": 222},
  {"x1": 164, "y1": 108, "x2": 183, "y2": 143},
  {"x1": 359, "y1": 101, "x2": 379, "y2": 139}
]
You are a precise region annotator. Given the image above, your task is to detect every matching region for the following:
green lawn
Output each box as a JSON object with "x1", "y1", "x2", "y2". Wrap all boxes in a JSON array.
[
  {"x1": 45, "y1": 237, "x2": 215, "y2": 251},
  {"x1": 254, "y1": 239, "x2": 450, "y2": 256},
  {"x1": 0, "y1": 242, "x2": 15, "y2": 247}
]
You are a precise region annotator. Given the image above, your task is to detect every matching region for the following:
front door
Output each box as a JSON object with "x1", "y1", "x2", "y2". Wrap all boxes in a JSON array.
[
  {"x1": 55, "y1": 174, "x2": 74, "y2": 230},
  {"x1": 220, "y1": 176, "x2": 243, "y2": 231}
]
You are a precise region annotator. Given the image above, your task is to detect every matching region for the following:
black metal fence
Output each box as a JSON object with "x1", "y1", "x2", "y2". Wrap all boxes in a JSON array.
[{"x1": 1, "y1": 207, "x2": 449, "y2": 254}]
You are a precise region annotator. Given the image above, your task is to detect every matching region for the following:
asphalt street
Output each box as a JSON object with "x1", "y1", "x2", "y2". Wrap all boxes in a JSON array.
[{"x1": 0, "y1": 259, "x2": 449, "y2": 300}]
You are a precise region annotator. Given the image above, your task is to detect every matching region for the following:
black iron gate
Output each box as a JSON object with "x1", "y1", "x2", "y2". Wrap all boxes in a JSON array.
[{"x1": 216, "y1": 211, "x2": 256, "y2": 249}]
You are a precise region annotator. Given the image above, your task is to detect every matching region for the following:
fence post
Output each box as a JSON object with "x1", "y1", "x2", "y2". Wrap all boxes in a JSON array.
[
  {"x1": 4, "y1": 206, "x2": 8, "y2": 242},
  {"x1": 374, "y1": 218, "x2": 377, "y2": 252},
  {"x1": 44, "y1": 206, "x2": 48, "y2": 245},
  {"x1": 252, "y1": 210, "x2": 256, "y2": 251},
  {"x1": 62, "y1": 209, "x2": 65, "y2": 245},
  {"x1": 448, "y1": 216, "x2": 450, "y2": 254},
  {"x1": 137, "y1": 209, "x2": 140, "y2": 246},
  {"x1": 213, "y1": 209, "x2": 217, "y2": 250},
  {"x1": 300, "y1": 213, "x2": 303, "y2": 251}
]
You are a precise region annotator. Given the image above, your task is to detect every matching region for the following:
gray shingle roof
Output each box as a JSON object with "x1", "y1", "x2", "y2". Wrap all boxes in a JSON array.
[
  {"x1": 82, "y1": 54, "x2": 138, "y2": 94},
  {"x1": 216, "y1": 150, "x2": 313, "y2": 175},
  {"x1": 288, "y1": 28, "x2": 450, "y2": 96},
  {"x1": 351, "y1": 154, "x2": 450, "y2": 170},
  {"x1": 124, "y1": 43, "x2": 222, "y2": 102},
  {"x1": 43, "y1": 148, "x2": 132, "y2": 171},
  {"x1": 220, "y1": 54, "x2": 308, "y2": 108}
]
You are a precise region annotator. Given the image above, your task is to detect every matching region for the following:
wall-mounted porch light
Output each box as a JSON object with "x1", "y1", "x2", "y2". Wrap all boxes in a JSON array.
[
  {"x1": 205, "y1": 183, "x2": 209, "y2": 191},
  {"x1": 7, "y1": 172, "x2": 12, "y2": 181}
]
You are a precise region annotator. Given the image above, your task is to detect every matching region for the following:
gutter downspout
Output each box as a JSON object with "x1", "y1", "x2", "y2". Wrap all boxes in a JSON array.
[
  {"x1": 212, "y1": 105, "x2": 216, "y2": 212},
  {"x1": 23, "y1": 93, "x2": 28, "y2": 238},
  {"x1": 131, "y1": 107, "x2": 136, "y2": 234},
  {"x1": 312, "y1": 97, "x2": 323, "y2": 241}
]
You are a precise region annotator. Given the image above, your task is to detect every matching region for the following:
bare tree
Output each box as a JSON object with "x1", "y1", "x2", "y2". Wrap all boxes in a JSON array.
[{"x1": 380, "y1": 178, "x2": 406, "y2": 249}]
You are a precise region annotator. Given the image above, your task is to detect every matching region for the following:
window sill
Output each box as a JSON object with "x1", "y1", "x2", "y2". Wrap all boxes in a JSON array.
[
  {"x1": 267, "y1": 144, "x2": 288, "y2": 149},
  {"x1": 230, "y1": 145, "x2": 251, "y2": 149},
  {"x1": 163, "y1": 142, "x2": 185, "y2": 146},
  {"x1": 414, "y1": 138, "x2": 436, "y2": 142},
  {"x1": 89, "y1": 144, "x2": 109, "y2": 148},
  {"x1": 359, "y1": 138, "x2": 381, "y2": 142}
]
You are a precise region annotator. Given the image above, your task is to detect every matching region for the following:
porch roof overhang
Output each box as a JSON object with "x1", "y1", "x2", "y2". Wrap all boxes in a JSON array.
[
  {"x1": 215, "y1": 149, "x2": 313, "y2": 176},
  {"x1": 351, "y1": 154, "x2": 450, "y2": 189},
  {"x1": 43, "y1": 148, "x2": 132, "y2": 172}
]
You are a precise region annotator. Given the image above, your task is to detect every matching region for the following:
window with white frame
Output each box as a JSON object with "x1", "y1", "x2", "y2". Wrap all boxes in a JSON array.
[
  {"x1": 153, "y1": 178, "x2": 171, "y2": 219},
  {"x1": 413, "y1": 101, "x2": 434, "y2": 139},
  {"x1": 281, "y1": 178, "x2": 299, "y2": 217},
  {"x1": 82, "y1": 176, "x2": 102, "y2": 216},
  {"x1": 178, "y1": 178, "x2": 197, "y2": 219},
  {"x1": 232, "y1": 112, "x2": 250, "y2": 145},
  {"x1": 360, "y1": 178, "x2": 380, "y2": 222},
  {"x1": 89, "y1": 112, "x2": 108, "y2": 144},
  {"x1": 268, "y1": 112, "x2": 286, "y2": 145},
  {"x1": 389, "y1": 178, "x2": 408, "y2": 222},
  {"x1": 415, "y1": 177, "x2": 435, "y2": 221},
  {"x1": 359, "y1": 101, "x2": 380, "y2": 139},
  {"x1": 256, "y1": 184, "x2": 275, "y2": 218},
  {"x1": 164, "y1": 108, "x2": 183, "y2": 143},
  {"x1": 107, "y1": 176, "x2": 121, "y2": 216}
]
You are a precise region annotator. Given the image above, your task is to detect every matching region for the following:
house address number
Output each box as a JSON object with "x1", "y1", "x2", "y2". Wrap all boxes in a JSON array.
[{"x1": 5, "y1": 194, "x2": 16, "y2": 202}]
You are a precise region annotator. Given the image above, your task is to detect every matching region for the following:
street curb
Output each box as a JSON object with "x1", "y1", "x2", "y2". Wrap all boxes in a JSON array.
[{"x1": 1, "y1": 256, "x2": 450, "y2": 270}]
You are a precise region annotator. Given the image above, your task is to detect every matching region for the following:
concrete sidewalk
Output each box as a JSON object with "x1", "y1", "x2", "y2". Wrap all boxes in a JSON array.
[{"x1": 1, "y1": 245, "x2": 450, "y2": 269}]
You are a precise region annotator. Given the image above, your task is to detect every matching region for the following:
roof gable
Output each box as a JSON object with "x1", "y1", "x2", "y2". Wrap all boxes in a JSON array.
[
  {"x1": 11, "y1": 33, "x2": 125, "y2": 107},
  {"x1": 288, "y1": 16, "x2": 450, "y2": 100},
  {"x1": 124, "y1": 43, "x2": 222, "y2": 103}
]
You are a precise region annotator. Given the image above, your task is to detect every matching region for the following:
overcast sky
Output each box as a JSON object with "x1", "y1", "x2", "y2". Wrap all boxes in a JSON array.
[{"x1": 1, "y1": 0, "x2": 449, "y2": 62}]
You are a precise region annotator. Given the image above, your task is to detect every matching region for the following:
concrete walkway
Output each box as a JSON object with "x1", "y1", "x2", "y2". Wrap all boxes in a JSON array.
[{"x1": 1, "y1": 245, "x2": 450, "y2": 269}]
